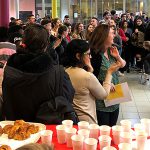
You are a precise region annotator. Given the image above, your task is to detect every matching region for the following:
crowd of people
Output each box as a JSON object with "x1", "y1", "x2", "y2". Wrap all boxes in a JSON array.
[{"x1": 0, "y1": 10, "x2": 150, "y2": 129}]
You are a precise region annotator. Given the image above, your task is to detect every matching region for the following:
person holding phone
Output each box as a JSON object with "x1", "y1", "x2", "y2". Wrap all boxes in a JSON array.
[{"x1": 65, "y1": 39, "x2": 121, "y2": 124}]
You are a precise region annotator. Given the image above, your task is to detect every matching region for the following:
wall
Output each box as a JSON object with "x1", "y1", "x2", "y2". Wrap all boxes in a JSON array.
[{"x1": 9, "y1": 0, "x2": 35, "y2": 18}]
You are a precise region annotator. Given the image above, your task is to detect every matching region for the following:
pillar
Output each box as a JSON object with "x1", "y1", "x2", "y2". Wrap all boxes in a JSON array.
[
  {"x1": 0, "y1": 0, "x2": 9, "y2": 27},
  {"x1": 52, "y1": 0, "x2": 57, "y2": 18},
  {"x1": 42, "y1": 0, "x2": 45, "y2": 18},
  {"x1": 60, "y1": 0, "x2": 69, "y2": 20},
  {"x1": 15, "y1": 0, "x2": 19, "y2": 19}
]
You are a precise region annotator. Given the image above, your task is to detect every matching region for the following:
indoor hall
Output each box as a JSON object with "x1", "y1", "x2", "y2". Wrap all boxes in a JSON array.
[{"x1": 118, "y1": 71, "x2": 150, "y2": 127}]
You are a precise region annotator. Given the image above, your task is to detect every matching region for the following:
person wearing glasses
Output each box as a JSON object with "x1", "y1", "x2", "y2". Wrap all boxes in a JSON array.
[{"x1": 65, "y1": 39, "x2": 121, "y2": 124}]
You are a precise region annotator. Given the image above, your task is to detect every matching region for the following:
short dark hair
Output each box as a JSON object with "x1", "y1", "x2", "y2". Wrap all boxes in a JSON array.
[
  {"x1": 41, "y1": 19, "x2": 51, "y2": 26},
  {"x1": 65, "y1": 39, "x2": 90, "y2": 67},
  {"x1": 103, "y1": 11, "x2": 110, "y2": 17},
  {"x1": 64, "y1": 15, "x2": 69, "y2": 18},
  {"x1": 111, "y1": 10, "x2": 116, "y2": 15},
  {"x1": 28, "y1": 14, "x2": 34, "y2": 19},
  {"x1": 17, "y1": 24, "x2": 49, "y2": 54},
  {"x1": 91, "y1": 17, "x2": 99, "y2": 22},
  {"x1": 58, "y1": 25, "x2": 68, "y2": 35}
]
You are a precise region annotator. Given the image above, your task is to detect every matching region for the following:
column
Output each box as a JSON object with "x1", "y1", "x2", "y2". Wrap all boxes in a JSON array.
[
  {"x1": 42, "y1": 0, "x2": 45, "y2": 18},
  {"x1": 60, "y1": 0, "x2": 69, "y2": 20},
  {"x1": 15, "y1": 0, "x2": 19, "y2": 19},
  {"x1": 52, "y1": 0, "x2": 57, "y2": 18},
  {"x1": 0, "y1": 0, "x2": 9, "y2": 27},
  {"x1": 123, "y1": 0, "x2": 126, "y2": 13}
]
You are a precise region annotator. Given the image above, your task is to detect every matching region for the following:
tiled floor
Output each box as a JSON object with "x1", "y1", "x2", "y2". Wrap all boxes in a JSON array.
[{"x1": 117, "y1": 71, "x2": 150, "y2": 127}]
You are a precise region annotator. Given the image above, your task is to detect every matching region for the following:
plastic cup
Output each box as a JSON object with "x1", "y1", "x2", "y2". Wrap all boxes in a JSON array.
[
  {"x1": 120, "y1": 120, "x2": 131, "y2": 132},
  {"x1": 40, "y1": 130, "x2": 53, "y2": 146},
  {"x1": 100, "y1": 125, "x2": 111, "y2": 136},
  {"x1": 62, "y1": 120, "x2": 73, "y2": 129},
  {"x1": 89, "y1": 124, "x2": 100, "y2": 139},
  {"x1": 120, "y1": 132, "x2": 132, "y2": 144},
  {"x1": 99, "y1": 135, "x2": 111, "y2": 150},
  {"x1": 65, "y1": 127, "x2": 77, "y2": 147},
  {"x1": 136, "y1": 131, "x2": 147, "y2": 150},
  {"x1": 134, "y1": 123, "x2": 145, "y2": 134},
  {"x1": 84, "y1": 138, "x2": 98, "y2": 150},
  {"x1": 78, "y1": 121, "x2": 89, "y2": 130},
  {"x1": 102, "y1": 146, "x2": 117, "y2": 150},
  {"x1": 112, "y1": 125, "x2": 123, "y2": 145},
  {"x1": 78, "y1": 129, "x2": 90, "y2": 140},
  {"x1": 118, "y1": 143, "x2": 132, "y2": 150},
  {"x1": 141, "y1": 118, "x2": 150, "y2": 136},
  {"x1": 56, "y1": 125, "x2": 66, "y2": 144},
  {"x1": 71, "y1": 134, "x2": 84, "y2": 150}
]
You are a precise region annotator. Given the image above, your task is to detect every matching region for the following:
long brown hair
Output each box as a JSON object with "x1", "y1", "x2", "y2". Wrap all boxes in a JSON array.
[{"x1": 89, "y1": 24, "x2": 110, "y2": 53}]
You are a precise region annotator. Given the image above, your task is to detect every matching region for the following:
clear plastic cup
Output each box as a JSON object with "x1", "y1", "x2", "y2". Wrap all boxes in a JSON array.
[
  {"x1": 112, "y1": 125, "x2": 123, "y2": 145},
  {"x1": 84, "y1": 138, "x2": 98, "y2": 150},
  {"x1": 100, "y1": 125, "x2": 111, "y2": 136},
  {"x1": 78, "y1": 121, "x2": 89, "y2": 130},
  {"x1": 141, "y1": 118, "x2": 150, "y2": 136},
  {"x1": 78, "y1": 129, "x2": 90, "y2": 140},
  {"x1": 62, "y1": 120, "x2": 73, "y2": 129},
  {"x1": 120, "y1": 132, "x2": 132, "y2": 144},
  {"x1": 120, "y1": 120, "x2": 131, "y2": 132},
  {"x1": 118, "y1": 143, "x2": 132, "y2": 150},
  {"x1": 136, "y1": 131, "x2": 147, "y2": 150},
  {"x1": 99, "y1": 135, "x2": 111, "y2": 150},
  {"x1": 40, "y1": 130, "x2": 53, "y2": 146},
  {"x1": 89, "y1": 124, "x2": 100, "y2": 139},
  {"x1": 102, "y1": 146, "x2": 117, "y2": 150},
  {"x1": 71, "y1": 134, "x2": 84, "y2": 150},
  {"x1": 56, "y1": 125, "x2": 66, "y2": 144},
  {"x1": 65, "y1": 127, "x2": 77, "y2": 147}
]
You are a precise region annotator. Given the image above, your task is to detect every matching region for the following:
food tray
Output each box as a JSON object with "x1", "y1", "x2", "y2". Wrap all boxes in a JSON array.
[{"x1": 0, "y1": 121, "x2": 46, "y2": 150}]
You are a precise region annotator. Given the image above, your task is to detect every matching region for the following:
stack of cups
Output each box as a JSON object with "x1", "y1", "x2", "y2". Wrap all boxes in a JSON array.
[
  {"x1": 56, "y1": 125, "x2": 66, "y2": 144},
  {"x1": 71, "y1": 134, "x2": 84, "y2": 150},
  {"x1": 140, "y1": 118, "x2": 150, "y2": 136},
  {"x1": 102, "y1": 146, "x2": 117, "y2": 150},
  {"x1": 78, "y1": 129, "x2": 90, "y2": 140},
  {"x1": 62, "y1": 120, "x2": 73, "y2": 129},
  {"x1": 99, "y1": 135, "x2": 111, "y2": 150},
  {"x1": 84, "y1": 138, "x2": 98, "y2": 150},
  {"x1": 40, "y1": 130, "x2": 53, "y2": 146},
  {"x1": 65, "y1": 127, "x2": 77, "y2": 147},
  {"x1": 136, "y1": 131, "x2": 147, "y2": 150},
  {"x1": 100, "y1": 125, "x2": 111, "y2": 136},
  {"x1": 89, "y1": 124, "x2": 100, "y2": 139},
  {"x1": 120, "y1": 120, "x2": 131, "y2": 132},
  {"x1": 112, "y1": 125, "x2": 123, "y2": 145},
  {"x1": 78, "y1": 121, "x2": 89, "y2": 130},
  {"x1": 120, "y1": 132, "x2": 132, "y2": 144},
  {"x1": 118, "y1": 143, "x2": 132, "y2": 150}
]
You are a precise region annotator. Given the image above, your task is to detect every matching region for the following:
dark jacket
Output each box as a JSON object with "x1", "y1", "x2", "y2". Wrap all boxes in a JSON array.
[{"x1": 2, "y1": 52, "x2": 75, "y2": 122}]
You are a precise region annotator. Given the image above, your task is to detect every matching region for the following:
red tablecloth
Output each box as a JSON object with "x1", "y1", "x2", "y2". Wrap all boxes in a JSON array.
[{"x1": 38, "y1": 125, "x2": 119, "y2": 150}]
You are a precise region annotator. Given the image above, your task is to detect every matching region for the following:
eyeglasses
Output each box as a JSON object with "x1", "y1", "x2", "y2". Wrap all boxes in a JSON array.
[{"x1": 83, "y1": 52, "x2": 91, "y2": 57}]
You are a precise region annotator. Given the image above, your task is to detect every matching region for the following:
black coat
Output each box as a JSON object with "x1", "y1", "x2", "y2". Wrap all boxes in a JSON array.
[{"x1": 2, "y1": 52, "x2": 75, "y2": 122}]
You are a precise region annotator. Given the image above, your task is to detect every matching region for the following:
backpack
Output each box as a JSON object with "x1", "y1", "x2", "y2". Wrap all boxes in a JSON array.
[{"x1": 35, "y1": 65, "x2": 79, "y2": 124}]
